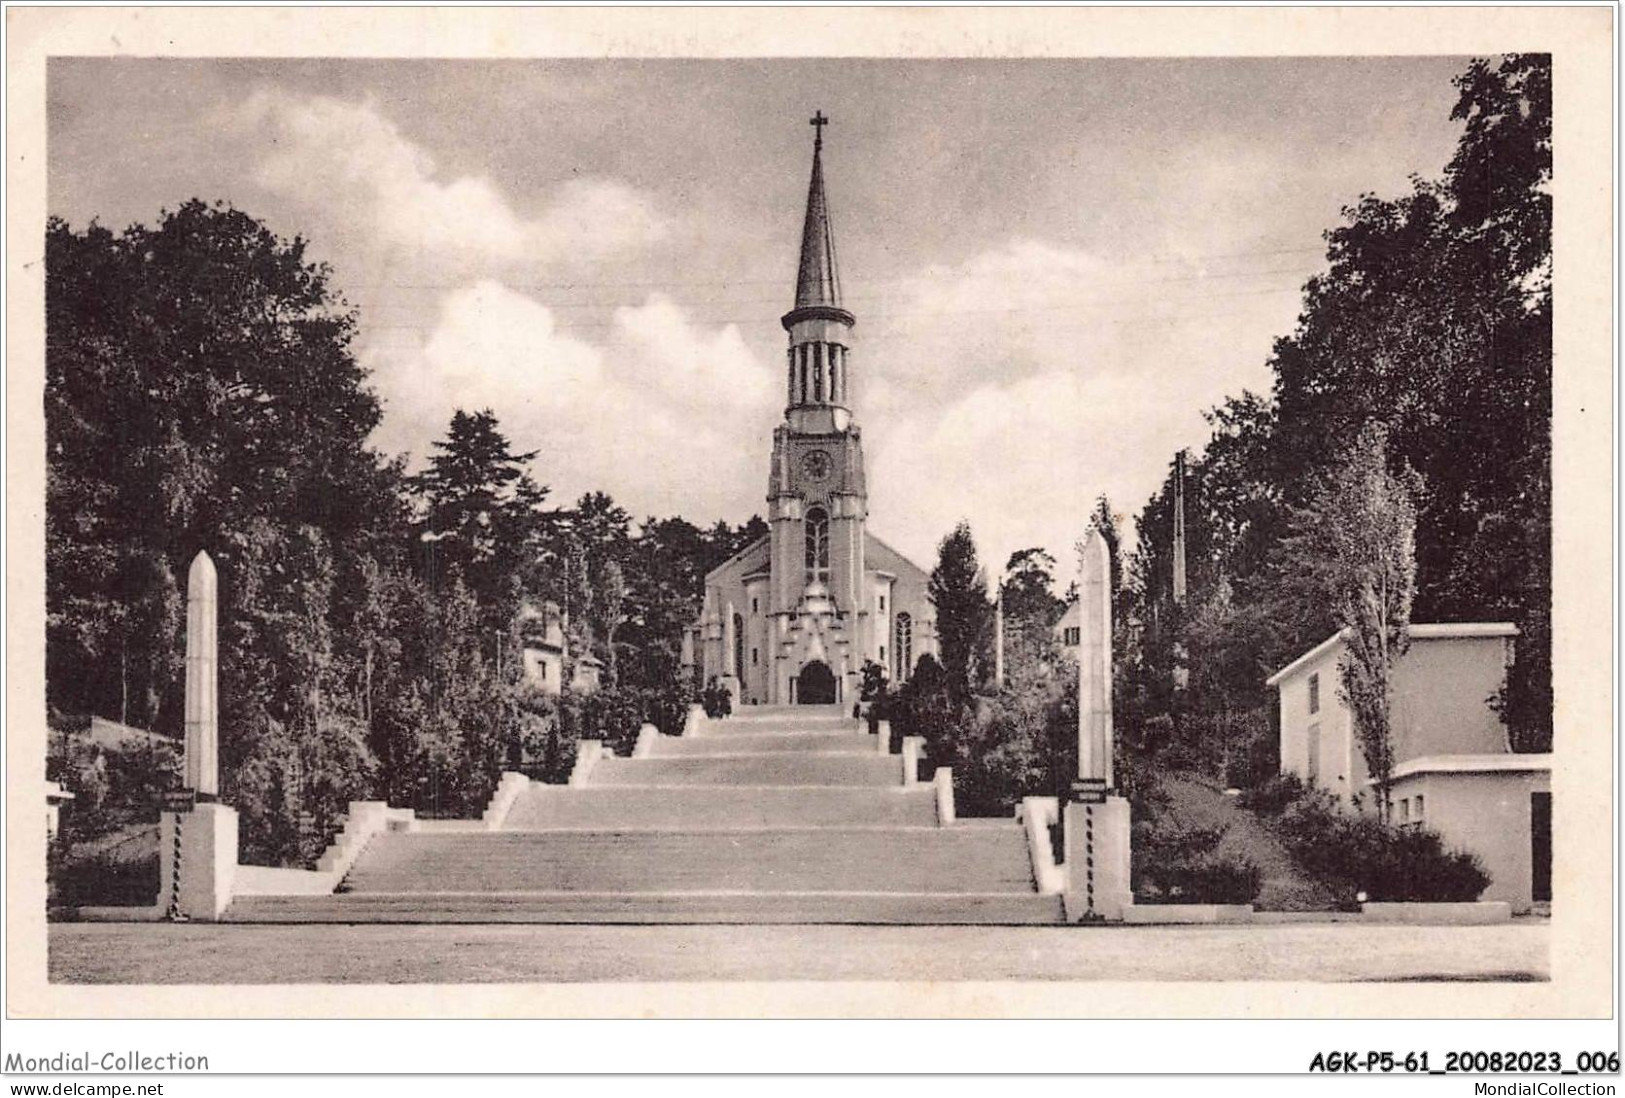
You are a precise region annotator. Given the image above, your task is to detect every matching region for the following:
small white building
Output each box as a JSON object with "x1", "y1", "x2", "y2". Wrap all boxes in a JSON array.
[
  {"x1": 45, "y1": 780, "x2": 75, "y2": 840},
  {"x1": 1053, "y1": 602, "x2": 1081, "y2": 650},
  {"x1": 517, "y1": 601, "x2": 603, "y2": 697},
  {"x1": 1265, "y1": 622, "x2": 1550, "y2": 912}
]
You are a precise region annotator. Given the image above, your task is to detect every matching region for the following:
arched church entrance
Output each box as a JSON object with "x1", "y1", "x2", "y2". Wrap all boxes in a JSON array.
[{"x1": 796, "y1": 660, "x2": 837, "y2": 705}]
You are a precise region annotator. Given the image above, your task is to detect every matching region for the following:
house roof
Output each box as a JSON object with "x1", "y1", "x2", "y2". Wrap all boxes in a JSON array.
[
  {"x1": 1265, "y1": 622, "x2": 1519, "y2": 688},
  {"x1": 1383, "y1": 753, "x2": 1552, "y2": 782}
]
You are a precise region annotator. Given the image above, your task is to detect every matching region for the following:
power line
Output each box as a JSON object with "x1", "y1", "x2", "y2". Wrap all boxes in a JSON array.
[
  {"x1": 357, "y1": 264, "x2": 1321, "y2": 315},
  {"x1": 353, "y1": 281, "x2": 1308, "y2": 335},
  {"x1": 337, "y1": 244, "x2": 1330, "y2": 293},
  {"x1": 355, "y1": 292, "x2": 1304, "y2": 349}
]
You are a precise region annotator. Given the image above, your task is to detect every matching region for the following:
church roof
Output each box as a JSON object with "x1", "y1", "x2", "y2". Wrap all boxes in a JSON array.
[
  {"x1": 703, "y1": 534, "x2": 772, "y2": 585},
  {"x1": 793, "y1": 118, "x2": 842, "y2": 312},
  {"x1": 863, "y1": 532, "x2": 931, "y2": 585}
]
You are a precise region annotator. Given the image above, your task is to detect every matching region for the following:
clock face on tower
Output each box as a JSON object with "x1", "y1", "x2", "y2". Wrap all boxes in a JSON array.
[{"x1": 801, "y1": 449, "x2": 832, "y2": 481}]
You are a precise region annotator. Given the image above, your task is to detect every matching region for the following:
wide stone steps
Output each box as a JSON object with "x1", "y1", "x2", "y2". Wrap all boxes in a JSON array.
[
  {"x1": 224, "y1": 891, "x2": 1065, "y2": 925},
  {"x1": 503, "y1": 786, "x2": 937, "y2": 830},
  {"x1": 701, "y1": 712, "x2": 857, "y2": 735},
  {"x1": 229, "y1": 704, "x2": 1063, "y2": 925},
  {"x1": 649, "y1": 730, "x2": 878, "y2": 757},
  {"x1": 339, "y1": 828, "x2": 1036, "y2": 895},
  {"x1": 589, "y1": 754, "x2": 902, "y2": 788}
]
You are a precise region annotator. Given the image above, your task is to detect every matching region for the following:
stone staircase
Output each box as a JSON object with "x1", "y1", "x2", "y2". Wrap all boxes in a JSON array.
[{"x1": 225, "y1": 705, "x2": 1061, "y2": 924}]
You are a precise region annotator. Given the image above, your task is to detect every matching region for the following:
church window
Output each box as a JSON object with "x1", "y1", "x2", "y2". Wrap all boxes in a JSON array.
[
  {"x1": 880, "y1": 644, "x2": 886, "y2": 665},
  {"x1": 733, "y1": 613, "x2": 744, "y2": 679},
  {"x1": 895, "y1": 613, "x2": 913, "y2": 681},
  {"x1": 879, "y1": 595, "x2": 886, "y2": 612},
  {"x1": 1308, "y1": 672, "x2": 1320, "y2": 715},
  {"x1": 787, "y1": 351, "x2": 796, "y2": 403},
  {"x1": 752, "y1": 647, "x2": 759, "y2": 666},
  {"x1": 814, "y1": 345, "x2": 825, "y2": 402},
  {"x1": 805, "y1": 507, "x2": 830, "y2": 582},
  {"x1": 800, "y1": 348, "x2": 809, "y2": 404},
  {"x1": 751, "y1": 598, "x2": 758, "y2": 614}
]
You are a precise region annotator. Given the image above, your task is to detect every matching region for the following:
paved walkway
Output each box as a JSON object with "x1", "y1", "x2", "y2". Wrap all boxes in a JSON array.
[{"x1": 49, "y1": 920, "x2": 1547, "y2": 983}]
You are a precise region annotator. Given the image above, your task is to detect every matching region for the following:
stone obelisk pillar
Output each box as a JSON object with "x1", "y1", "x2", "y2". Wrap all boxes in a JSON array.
[
  {"x1": 160, "y1": 550, "x2": 237, "y2": 920},
  {"x1": 1078, "y1": 531, "x2": 1112, "y2": 787},
  {"x1": 185, "y1": 551, "x2": 219, "y2": 797},
  {"x1": 1064, "y1": 527, "x2": 1133, "y2": 922}
]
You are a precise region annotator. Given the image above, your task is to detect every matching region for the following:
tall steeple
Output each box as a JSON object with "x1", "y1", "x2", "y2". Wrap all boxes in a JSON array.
[
  {"x1": 782, "y1": 111, "x2": 856, "y2": 419},
  {"x1": 793, "y1": 110, "x2": 843, "y2": 312}
]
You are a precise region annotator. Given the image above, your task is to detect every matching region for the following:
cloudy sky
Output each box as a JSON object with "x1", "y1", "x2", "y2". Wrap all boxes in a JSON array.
[{"x1": 49, "y1": 57, "x2": 1471, "y2": 574}]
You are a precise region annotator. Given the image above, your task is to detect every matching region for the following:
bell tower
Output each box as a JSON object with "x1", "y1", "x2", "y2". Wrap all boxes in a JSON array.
[{"x1": 766, "y1": 112, "x2": 870, "y2": 700}]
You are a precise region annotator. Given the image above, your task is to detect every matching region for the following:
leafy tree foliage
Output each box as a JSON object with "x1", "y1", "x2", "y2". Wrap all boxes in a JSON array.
[
  {"x1": 928, "y1": 521, "x2": 991, "y2": 700},
  {"x1": 1000, "y1": 547, "x2": 1062, "y2": 679},
  {"x1": 46, "y1": 202, "x2": 780, "y2": 865},
  {"x1": 1120, "y1": 54, "x2": 1552, "y2": 772},
  {"x1": 46, "y1": 201, "x2": 386, "y2": 732},
  {"x1": 1274, "y1": 425, "x2": 1422, "y2": 821}
]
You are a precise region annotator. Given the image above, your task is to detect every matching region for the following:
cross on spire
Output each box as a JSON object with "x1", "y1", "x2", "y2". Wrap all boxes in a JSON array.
[{"x1": 810, "y1": 110, "x2": 829, "y2": 148}]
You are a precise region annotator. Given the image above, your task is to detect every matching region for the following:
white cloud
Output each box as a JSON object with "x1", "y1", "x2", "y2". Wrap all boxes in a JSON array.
[
  {"x1": 870, "y1": 370, "x2": 1182, "y2": 578},
  {"x1": 609, "y1": 294, "x2": 773, "y2": 411},
  {"x1": 857, "y1": 237, "x2": 1296, "y2": 575},
  {"x1": 233, "y1": 90, "x2": 666, "y2": 269},
  {"x1": 364, "y1": 282, "x2": 777, "y2": 522}
]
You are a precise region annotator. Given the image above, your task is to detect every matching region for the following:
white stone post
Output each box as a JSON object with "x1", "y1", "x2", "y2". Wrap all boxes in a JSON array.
[
  {"x1": 1063, "y1": 528, "x2": 1133, "y2": 922},
  {"x1": 184, "y1": 551, "x2": 219, "y2": 797},
  {"x1": 164, "y1": 550, "x2": 239, "y2": 921},
  {"x1": 1078, "y1": 532, "x2": 1112, "y2": 788}
]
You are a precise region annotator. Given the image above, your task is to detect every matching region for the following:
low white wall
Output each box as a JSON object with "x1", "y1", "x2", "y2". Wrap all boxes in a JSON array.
[
  {"x1": 901, "y1": 737, "x2": 924, "y2": 787},
  {"x1": 934, "y1": 767, "x2": 956, "y2": 826},
  {"x1": 1019, "y1": 797, "x2": 1063, "y2": 895},
  {"x1": 569, "y1": 740, "x2": 607, "y2": 786},
  {"x1": 633, "y1": 724, "x2": 661, "y2": 758},
  {"x1": 1122, "y1": 904, "x2": 1254, "y2": 925},
  {"x1": 314, "y1": 800, "x2": 392, "y2": 881},
  {"x1": 1360, "y1": 901, "x2": 1511, "y2": 924},
  {"x1": 481, "y1": 772, "x2": 530, "y2": 830},
  {"x1": 233, "y1": 864, "x2": 340, "y2": 896}
]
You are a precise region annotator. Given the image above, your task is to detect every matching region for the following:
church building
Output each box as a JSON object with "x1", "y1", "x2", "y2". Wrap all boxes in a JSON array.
[{"x1": 682, "y1": 115, "x2": 938, "y2": 706}]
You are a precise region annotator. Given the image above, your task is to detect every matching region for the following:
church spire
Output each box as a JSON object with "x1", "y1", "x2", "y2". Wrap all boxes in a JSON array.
[
  {"x1": 781, "y1": 111, "x2": 856, "y2": 416},
  {"x1": 793, "y1": 110, "x2": 843, "y2": 312}
]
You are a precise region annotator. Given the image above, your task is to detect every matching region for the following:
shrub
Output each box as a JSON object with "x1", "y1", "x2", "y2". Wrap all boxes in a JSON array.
[
  {"x1": 1130, "y1": 780, "x2": 1264, "y2": 906},
  {"x1": 1238, "y1": 772, "x2": 1308, "y2": 816},
  {"x1": 1159, "y1": 854, "x2": 1266, "y2": 905},
  {"x1": 1222, "y1": 709, "x2": 1278, "y2": 790},
  {"x1": 1264, "y1": 781, "x2": 1490, "y2": 904},
  {"x1": 1133, "y1": 819, "x2": 1264, "y2": 906},
  {"x1": 50, "y1": 838, "x2": 159, "y2": 910}
]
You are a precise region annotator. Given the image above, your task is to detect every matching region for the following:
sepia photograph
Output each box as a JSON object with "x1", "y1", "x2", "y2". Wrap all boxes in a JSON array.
[{"x1": 4, "y1": 6, "x2": 1614, "y2": 1049}]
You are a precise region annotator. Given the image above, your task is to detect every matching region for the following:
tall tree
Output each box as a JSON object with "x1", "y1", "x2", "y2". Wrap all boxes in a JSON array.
[
  {"x1": 1119, "y1": 54, "x2": 1551, "y2": 759},
  {"x1": 46, "y1": 201, "x2": 391, "y2": 732},
  {"x1": 410, "y1": 409, "x2": 545, "y2": 613},
  {"x1": 999, "y1": 547, "x2": 1061, "y2": 683},
  {"x1": 1275, "y1": 425, "x2": 1421, "y2": 822},
  {"x1": 929, "y1": 522, "x2": 991, "y2": 700}
]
